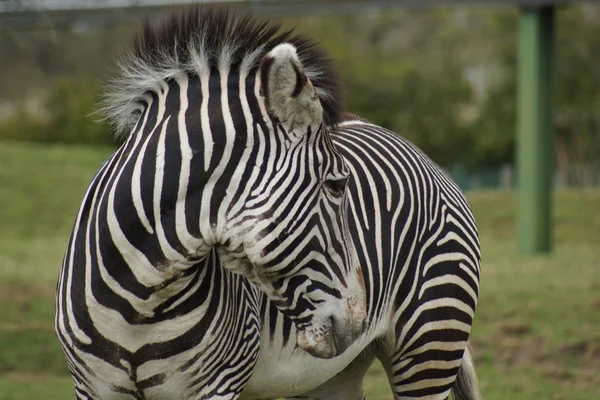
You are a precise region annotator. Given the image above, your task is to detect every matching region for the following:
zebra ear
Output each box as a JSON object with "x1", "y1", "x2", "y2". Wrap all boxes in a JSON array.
[{"x1": 259, "y1": 43, "x2": 323, "y2": 135}]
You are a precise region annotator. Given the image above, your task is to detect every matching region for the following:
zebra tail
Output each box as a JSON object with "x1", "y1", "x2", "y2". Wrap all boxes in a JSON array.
[{"x1": 452, "y1": 343, "x2": 482, "y2": 400}]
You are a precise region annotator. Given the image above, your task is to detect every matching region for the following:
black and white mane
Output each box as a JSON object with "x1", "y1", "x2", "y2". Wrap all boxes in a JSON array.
[{"x1": 102, "y1": 8, "x2": 343, "y2": 135}]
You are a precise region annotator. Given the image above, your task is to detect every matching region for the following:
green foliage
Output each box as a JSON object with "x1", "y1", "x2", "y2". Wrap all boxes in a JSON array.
[
  {"x1": 1, "y1": 6, "x2": 600, "y2": 172},
  {"x1": 464, "y1": 7, "x2": 600, "y2": 171},
  {"x1": 466, "y1": 73, "x2": 517, "y2": 168},
  {"x1": 291, "y1": 11, "x2": 476, "y2": 167},
  {"x1": 44, "y1": 79, "x2": 112, "y2": 145},
  {"x1": 554, "y1": 7, "x2": 600, "y2": 171},
  {"x1": 290, "y1": 7, "x2": 600, "y2": 171},
  {"x1": 0, "y1": 78, "x2": 119, "y2": 146}
]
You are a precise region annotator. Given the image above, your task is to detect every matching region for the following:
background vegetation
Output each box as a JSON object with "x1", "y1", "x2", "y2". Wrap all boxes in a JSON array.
[
  {"x1": 1, "y1": 3, "x2": 599, "y2": 399},
  {"x1": 1, "y1": 6, "x2": 600, "y2": 181}
]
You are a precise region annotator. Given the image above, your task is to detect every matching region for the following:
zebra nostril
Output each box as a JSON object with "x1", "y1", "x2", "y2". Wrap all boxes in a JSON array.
[
  {"x1": 329, "y1": 315, "x2": 337, "y2": 333},
  {"x1": 328, "y1": 315, "x2": 340, "y2": 355}
]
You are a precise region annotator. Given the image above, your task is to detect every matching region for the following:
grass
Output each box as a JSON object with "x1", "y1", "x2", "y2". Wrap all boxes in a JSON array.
[{"x1": 0, "y1": 141, "x2": 599, "y2": 399}]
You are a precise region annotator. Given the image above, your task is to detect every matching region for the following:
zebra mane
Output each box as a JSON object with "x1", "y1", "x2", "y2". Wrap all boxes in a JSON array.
[{"x1": 102, "y1": 7, "x2": 343, "y2": 136}]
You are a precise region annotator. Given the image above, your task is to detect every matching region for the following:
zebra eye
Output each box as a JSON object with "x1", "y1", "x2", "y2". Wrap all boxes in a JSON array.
[{"x1": 324, "y1": 178, "x2": 347, "y2": 198}]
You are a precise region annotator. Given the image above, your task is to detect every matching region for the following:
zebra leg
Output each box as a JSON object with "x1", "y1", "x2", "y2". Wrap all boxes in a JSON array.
[
  {"x1": 450, "y1": 345, "x2": 482, "y2": 400},
  {"x1": 378, "y1": 306, "x2": 476, "y2": 399},
  {"x1": 379, "y1": 342, "x2": 481, "y2": 400},
  {"x1": 378, "y1": 343, "x2": 462, "y2": 399},
  {"x1": 284, "y1": 349, "x2": 376, "y2": 400}
]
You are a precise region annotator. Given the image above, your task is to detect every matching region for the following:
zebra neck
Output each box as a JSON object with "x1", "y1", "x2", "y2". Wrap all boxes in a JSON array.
[
  {"x1": 93, "y1": 135, "x2": 213, "y2": 279},
  {"x1": 98, "y1": 71, "x2": 268, "y2": 275}
]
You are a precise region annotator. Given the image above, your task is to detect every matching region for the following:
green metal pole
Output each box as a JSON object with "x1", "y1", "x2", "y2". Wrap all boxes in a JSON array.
[{"x1": 516, "y1": 6, "x2": 555, "y2": 254}]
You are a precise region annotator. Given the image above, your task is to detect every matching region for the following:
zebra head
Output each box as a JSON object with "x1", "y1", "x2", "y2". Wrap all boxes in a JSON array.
[
  {"x1": 217, "y1": 43, "x2": 367, "y2": 358},
  {"x1": 103, "y1": 9, "x2": 366, "y2": 358}
]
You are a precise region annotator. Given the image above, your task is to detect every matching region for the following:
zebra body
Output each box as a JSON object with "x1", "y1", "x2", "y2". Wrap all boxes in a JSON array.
[
  {"x1": 243, "y1": 120, "x2": 481, "y2": 400},
  {"x1": 55, "y1": 8, "x2": 481, "y2": 400}
]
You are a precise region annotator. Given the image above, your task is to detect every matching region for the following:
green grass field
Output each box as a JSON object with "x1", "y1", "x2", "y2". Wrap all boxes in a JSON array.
[{"x1": 1, "y1": 141, "x2": 598, "y2": 399}]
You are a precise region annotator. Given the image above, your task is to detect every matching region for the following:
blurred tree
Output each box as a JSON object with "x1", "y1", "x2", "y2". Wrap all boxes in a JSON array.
[
  {"x1": 45, "y1": 78, "x2": 117, "y2": 145},
  {"x1": 554, "y1": 6, "x2": 600, "y2": 183},
  {"x1": 0, "y1": 78, "x2": 117, "y2": 146},
  {"x1": 461, "y1": 9, "x2": 518, "y2": 169},
  {"x1": 288, "y1": 10, "x2": 475, "y2": 167},
  {"x1": 0, "y1": 21, "x2": 135, "y2": 101},
  {"x1": 0, "y1": 4, "x2": 599, "y2": 180},
  {"x1": 463, "y1": 5, "x2": 600, "y2": 181}
]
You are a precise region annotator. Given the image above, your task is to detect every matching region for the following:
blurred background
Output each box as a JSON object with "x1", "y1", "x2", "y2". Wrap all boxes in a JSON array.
[{"x1": 0, "y1": 1, "x2": 599, "y2": 399}]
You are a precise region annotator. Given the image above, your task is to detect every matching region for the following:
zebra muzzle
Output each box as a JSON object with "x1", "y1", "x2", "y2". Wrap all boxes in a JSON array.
[
  {"x1": 296, "y1": 299, "x2": 366, "y2": 359},
  {"x1": 297, "y1": 325, "x2": 337, "y2": 359}
]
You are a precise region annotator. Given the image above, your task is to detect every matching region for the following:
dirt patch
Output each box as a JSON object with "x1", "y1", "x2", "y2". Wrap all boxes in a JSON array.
[
  {"x1": 476, "y1": 324, "x2": 600, "y2": 389},
  {"x1": 541, "y1": 364, "x2": 573, "y2": 383},
  {"x1": 2, "y1": 372, "x2": 53, "y2": 382},
  {"x1": 496, "y1": 336, "x2": 547, "y2": 366},
  {"x1": 498, "y1": 322, "x2": 532, "y2": 337},
  {"x1": 588, "y1": 299, "x2": 600, "y2": 309},
  {"x1": 558, "y1": 342, "x2": 590, "y2": 357},
  {"x1": 0, "y1": 321, "x2": 55, "y2": 333},
  {"x1": 556, "y1": 340, "x2": 600, "y2": 366},
  {"x1": 0, "y1": 282, "x2": 55, "y2": 303}
]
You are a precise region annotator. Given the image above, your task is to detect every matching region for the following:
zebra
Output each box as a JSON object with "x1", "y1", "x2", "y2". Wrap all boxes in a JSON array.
[{"x1": 55, "y1": 8, "x2": 481, "y2": 400}]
